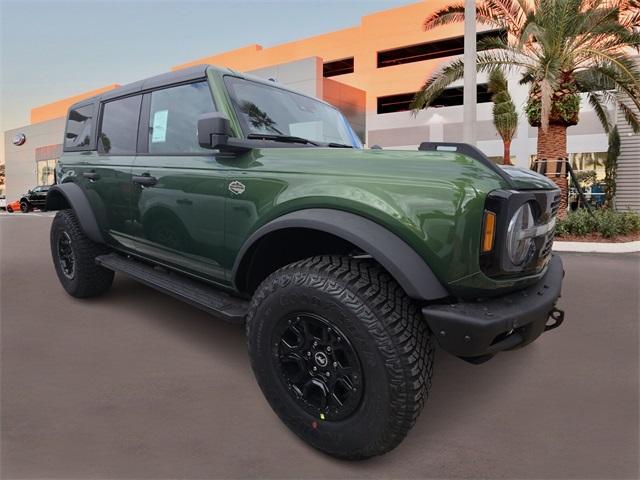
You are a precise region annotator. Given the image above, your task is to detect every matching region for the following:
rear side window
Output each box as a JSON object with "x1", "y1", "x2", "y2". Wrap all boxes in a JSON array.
[
  {"x1": 148, "y1": 82, "x2": 215, "y2": 154},
  {"x1": 99, "y1": 95, "x2": 142, "y2": 154},
  {"x1": 64, "y1": 104, "x2": 95, "y2": 150}
]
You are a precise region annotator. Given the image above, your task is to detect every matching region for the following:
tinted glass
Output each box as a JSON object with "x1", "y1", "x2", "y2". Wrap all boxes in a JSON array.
[
  {"x1": 99, "y1": 95, "x2": 142, "y2": 154},
  {"x1": 65, "y1": 104, "x2": 94, "y2": 149},
  {"x1": 224, "y1": 76, "x2": 361, "y2": 147},
  {"x1": 148, "y1": 82, "x2": 215, "y2": 154}
]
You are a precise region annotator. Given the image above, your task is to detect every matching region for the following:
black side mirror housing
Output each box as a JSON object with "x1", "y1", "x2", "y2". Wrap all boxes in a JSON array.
[{"x1": 198, "y1": 112, "x2": 233, "y2": 149}]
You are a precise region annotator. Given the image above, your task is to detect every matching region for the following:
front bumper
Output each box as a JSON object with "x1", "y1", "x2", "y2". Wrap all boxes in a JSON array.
[{"x1": 422, "y1": 255, "x2": 564, "y2": 359}]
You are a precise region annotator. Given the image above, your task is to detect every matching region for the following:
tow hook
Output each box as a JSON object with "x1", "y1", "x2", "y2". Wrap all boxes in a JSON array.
[{"x1": 545, "y1": 307, "x2": 564, "y2": 332}]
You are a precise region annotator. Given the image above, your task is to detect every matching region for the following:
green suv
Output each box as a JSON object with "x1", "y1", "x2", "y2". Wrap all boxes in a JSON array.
[{"x1": 47, "y1": 64, "x2": 564, "y2": 459}]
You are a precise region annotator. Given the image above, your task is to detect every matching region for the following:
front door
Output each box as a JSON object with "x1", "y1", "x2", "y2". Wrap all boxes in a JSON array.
[{"x1": 129, "y1": 81, "x2": 228, "y2": 284}]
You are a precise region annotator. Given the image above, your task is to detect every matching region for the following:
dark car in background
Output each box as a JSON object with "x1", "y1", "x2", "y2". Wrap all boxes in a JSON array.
[{"x1": 20, "y1": 185, "x2": 50, "y2": 212}]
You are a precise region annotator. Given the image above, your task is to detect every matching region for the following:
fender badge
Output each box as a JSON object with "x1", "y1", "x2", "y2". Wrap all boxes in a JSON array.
[{"x1": 228, "y1": 180, "x2": 246, "y2": 195}]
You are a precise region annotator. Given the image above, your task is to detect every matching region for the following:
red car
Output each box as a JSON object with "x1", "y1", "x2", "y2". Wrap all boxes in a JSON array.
[{"x1": 5, "y1": 200, "x2": 21, "y2": 213}]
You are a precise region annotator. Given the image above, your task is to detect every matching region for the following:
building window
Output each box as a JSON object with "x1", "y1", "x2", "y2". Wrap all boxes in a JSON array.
[
  {"x1": 323, "y1": 58, "x2": 354, "y2": 77},
  {"x1": 148, "y1": 81, "x2": 216, "y2": 154},
  {"x1": 377, "y1": 29, "x2": 506, "y2": 68},
  {"x1": 98, "y1": 95, "x2": 142, "y2": 154},
  {"x1": 377, "y1": 84, "x2": 491, "y2": 114},
  {"x1": 35, "y1": 144, "x2": 62, "y2": 186},
  {"x1": 36, "y1": 159, "x2": 57, "y2": 186}
]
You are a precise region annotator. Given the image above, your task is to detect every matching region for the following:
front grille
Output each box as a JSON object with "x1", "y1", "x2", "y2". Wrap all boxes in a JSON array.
[
  {"x1": 550, "y1": 193, "x2": 561, "y2": 217},
  {"x1": 538, "y1": 192, "x2": 559, "y2": 264}
]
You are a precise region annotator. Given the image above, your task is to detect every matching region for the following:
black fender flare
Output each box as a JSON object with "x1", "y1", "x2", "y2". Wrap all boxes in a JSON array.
[
  {"x1": 45, "y1": 183, "x2": 105, "y2": 244},
  {"x1": 232, "y1": 209, "x2": 450, "y2": 301}
]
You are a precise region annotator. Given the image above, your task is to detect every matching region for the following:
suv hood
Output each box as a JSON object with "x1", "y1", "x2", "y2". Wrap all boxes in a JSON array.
[
  {"x1": 252, "y1": 148, "x2": 556, "y2": 192},
  {"x1": 498, "y1": 165, "x2": 558, "y2": 190}
]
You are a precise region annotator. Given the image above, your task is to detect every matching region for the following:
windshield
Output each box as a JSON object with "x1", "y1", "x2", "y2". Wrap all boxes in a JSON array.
[{"x1": 224, "y1": 76, "x2": 362, "y2": 148}]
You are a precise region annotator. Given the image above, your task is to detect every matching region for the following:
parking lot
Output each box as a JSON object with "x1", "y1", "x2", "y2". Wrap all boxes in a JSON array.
[{"x1": 1, "y1": 213, "x2": 638, "y2": 479}]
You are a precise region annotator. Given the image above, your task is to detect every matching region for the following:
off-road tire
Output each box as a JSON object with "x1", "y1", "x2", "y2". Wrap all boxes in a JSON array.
[
  {"x1": 246, "y1": 255, "x2": 434, "y2": 460},
  {"x1": 50, "y1": 209, "x2": 114, "y2": 298},
  {"x1": 20, "y1": 201, "x2": 30, "y2": 213}
]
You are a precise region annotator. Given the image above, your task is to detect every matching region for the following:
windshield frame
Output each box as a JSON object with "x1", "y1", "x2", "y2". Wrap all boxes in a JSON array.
[{"x1": 223, "y1": 74, "x2": 363, "y2": 149}]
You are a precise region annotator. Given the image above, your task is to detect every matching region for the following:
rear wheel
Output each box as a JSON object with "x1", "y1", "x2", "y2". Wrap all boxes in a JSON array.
[
  {"x1": 50, "y1": 209, "x2": 114, "y2": 298},
  {"x1": 247, "y1": 255, "x2": 434, "y2": 459}
]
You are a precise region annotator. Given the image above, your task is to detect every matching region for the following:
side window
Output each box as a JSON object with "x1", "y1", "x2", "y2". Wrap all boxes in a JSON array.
[
  {"x1": 64, "y1": 104, "x2": 94, "y2": 150},
  {"x1": 99, "y1": 95, "x2": 142, "y2": 154},
  {"x1": 148, "y1": 82, "x2": 215, "y2": 154}
]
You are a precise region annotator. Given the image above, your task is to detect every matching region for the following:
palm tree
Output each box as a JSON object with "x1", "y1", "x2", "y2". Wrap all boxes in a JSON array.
[
  {"x1": 487, "y1": 68, "x2": 518, "y2": 164},
  {"x1": 411, "y1": 0, "x2": 640, "y2": 211}
]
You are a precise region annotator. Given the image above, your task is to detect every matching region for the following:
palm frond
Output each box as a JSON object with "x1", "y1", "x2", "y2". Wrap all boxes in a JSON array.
[
  {"x1": 587, "y1": 91, "x2": 613, "y2": 133},
  {"x1": 617, "y1": 99, "x2": 640, "y2": 133},
  {"x1": 411, "y1": 51, "x2": 530, "y2": 112}
]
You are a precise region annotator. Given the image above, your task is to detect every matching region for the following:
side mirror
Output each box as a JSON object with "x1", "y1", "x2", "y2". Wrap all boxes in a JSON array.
[{"x1": 198, "y1": 112, "x2": 233, "y2": 149}]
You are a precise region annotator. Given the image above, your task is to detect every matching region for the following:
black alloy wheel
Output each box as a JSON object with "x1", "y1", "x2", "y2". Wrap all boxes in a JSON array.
[
  {"x1": 57, "y1": 231, "x2": 76, "y2": 279},
  {"x1": 273, "y1": 313, "x2": 363, "y2": 421}
]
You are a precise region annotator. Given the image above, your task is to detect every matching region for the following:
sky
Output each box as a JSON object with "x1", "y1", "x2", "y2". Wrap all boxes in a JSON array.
[{"x1": 0, "y1": 0, "x2": 412, "y2": 163}]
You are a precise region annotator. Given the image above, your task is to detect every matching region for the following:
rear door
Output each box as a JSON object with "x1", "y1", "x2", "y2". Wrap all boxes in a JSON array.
[
  {"x1": 79, "y1": 95, "x2": 142, "y2": 246},
  {"x1": 129, "y1": 81, "x2": 228, "y2": 284}
]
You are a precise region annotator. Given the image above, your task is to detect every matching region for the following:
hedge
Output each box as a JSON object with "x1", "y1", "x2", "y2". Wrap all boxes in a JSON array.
[{"x1": 555, "y1": 209, "x2": 640, "y2": 238}]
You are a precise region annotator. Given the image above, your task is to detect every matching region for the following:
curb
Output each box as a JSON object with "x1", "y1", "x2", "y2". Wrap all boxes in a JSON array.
[{"x1": 553, "y1": 240, "x2": 640, "y2": 253}]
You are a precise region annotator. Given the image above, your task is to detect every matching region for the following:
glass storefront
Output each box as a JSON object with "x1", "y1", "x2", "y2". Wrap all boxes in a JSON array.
[{"x1": 36, "y1": 159, "x2": 57, "y2": 186}]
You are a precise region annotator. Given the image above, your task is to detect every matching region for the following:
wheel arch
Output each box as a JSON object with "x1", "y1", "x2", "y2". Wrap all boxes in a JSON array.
[
  {"x1": 45, "y1": 183, "x2": 105, "y2": 244},
  {"x1": 232, "y1": 209, "x2": 450, "y2": 301}
]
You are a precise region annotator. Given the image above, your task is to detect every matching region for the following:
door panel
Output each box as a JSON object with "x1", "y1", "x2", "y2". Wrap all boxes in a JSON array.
[
  {"x1": 130, "y1": 156, "x2": 227, "y2": 281},
  {"x1": 127, "y1": 81, "x2": 228, "y2": 283}
]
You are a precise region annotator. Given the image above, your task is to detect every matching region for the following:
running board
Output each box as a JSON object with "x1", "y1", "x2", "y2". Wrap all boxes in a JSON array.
[{"x1": 96, "y1": 253, "x2": 248, "y2": 324}]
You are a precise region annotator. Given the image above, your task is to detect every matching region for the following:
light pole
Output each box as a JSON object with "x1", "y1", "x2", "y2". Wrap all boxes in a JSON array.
[{"x1": 463, "y1": 0, "x2": 477, "y2": 145}]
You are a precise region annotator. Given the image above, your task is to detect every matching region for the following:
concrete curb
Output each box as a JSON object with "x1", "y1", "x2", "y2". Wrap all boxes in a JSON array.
[{"x1": 553, "y1": 240, "x2": 640, "y2": 253}]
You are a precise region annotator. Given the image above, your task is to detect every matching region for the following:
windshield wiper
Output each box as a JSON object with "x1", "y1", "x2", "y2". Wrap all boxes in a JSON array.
[
  {"x1": 247, "y1": 133, "x2": 318, "y2": 146},
  {"x1": 326, "y1": 142, "x2": 353, "y2": 148}
]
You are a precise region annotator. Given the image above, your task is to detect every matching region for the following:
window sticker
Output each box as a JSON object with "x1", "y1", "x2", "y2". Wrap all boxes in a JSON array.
[{"x1": 151, "y1": 110, "x2": 168, "y2": 143}]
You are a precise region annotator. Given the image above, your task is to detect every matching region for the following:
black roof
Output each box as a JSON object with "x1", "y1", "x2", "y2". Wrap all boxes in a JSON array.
[{"x1": 69, "y1": 64, "x2": 209, "y2": 109}]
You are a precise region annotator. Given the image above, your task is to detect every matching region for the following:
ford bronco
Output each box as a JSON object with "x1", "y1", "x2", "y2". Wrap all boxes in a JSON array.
[{"x1": 47, "y1": 64, "x2": 564, "y2": 459}]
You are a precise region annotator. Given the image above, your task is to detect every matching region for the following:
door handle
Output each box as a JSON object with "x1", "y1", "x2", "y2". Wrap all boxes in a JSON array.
[
  {"x1": 82, "y1": 172, "x2": 100, "y2": 181},
  {"x1": 132, "y1": 174, "x2": 158, "y2": 187}
]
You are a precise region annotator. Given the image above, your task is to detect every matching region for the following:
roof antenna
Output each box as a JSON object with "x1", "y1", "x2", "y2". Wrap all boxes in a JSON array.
[{"x1": 268, "y1": 77, "x2": 277, "y2": 82}]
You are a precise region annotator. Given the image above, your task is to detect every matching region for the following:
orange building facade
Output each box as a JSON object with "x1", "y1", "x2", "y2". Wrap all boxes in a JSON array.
[{"x1": 5, "y1": 0, "x2": 612, "y2": 202}]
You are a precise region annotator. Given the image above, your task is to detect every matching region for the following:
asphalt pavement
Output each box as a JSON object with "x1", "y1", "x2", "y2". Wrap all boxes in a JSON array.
[{"x1": 1, "y1": 212, "x2": 638, "y2": 479}]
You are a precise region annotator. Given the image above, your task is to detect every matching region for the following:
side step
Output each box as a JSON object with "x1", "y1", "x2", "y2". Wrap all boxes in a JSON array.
[{"x1": 96, "y1": 253, "x2": 249, "y2": 324}]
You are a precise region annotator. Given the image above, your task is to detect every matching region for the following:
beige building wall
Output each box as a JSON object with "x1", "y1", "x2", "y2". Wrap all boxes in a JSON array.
[{"x1": 4, "y1": 118, "x2": 65, "y2": 201}]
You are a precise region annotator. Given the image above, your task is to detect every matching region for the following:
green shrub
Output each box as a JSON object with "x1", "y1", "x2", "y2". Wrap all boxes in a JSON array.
[{"x1": 555, "y1": 209, "x2": 640, "y2": 238}]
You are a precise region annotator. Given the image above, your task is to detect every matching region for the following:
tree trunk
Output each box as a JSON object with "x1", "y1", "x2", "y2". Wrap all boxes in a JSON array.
[
  {"x1": 503, "y1": 139, "x2": 512, "y2": 165},
  {"x1": 537, "y1": 124, "x2": 569, "y2": 218}
]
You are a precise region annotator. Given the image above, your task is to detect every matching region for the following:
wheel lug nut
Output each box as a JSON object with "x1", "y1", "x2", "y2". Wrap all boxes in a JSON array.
[
  {"x1": 325, "y1": 372, "x2": 330, "y2": 378},
  {"x1": 333, "y1": 362, "x2": 338, "y2": 368},
  {"x1": 306, "y1": 351, "x2": 311, "y2": 357},
  {"x1": 312, "y1": 366, "x2": 317, "y2": 371},
  {"x1": 326, "y1": 346, "x2": 331, "y2": 352}
]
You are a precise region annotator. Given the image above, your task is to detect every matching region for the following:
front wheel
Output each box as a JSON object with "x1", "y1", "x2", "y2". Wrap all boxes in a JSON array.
[
  {"x1": 247, "y1": 255, "x2": 434, "y2": 460},
  {"x1": 20, "y1": 201, "x2": 30, "y2": 213},
  {"x1": 50, "y1": 209, "x2": 114, "y2": 298}
]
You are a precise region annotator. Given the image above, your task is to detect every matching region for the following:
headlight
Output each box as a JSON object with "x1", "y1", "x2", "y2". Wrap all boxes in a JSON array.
[{"x1": 506, "y1": 203, "x2": 535, "y2": 266}]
